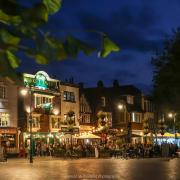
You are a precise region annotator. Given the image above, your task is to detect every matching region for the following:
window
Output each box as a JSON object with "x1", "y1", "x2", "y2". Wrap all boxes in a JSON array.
[
  {"x1": 119, "y1": 112, "x2": 126, "y2": 122},
  {"x1": 127, "y1": 96, "x2": 134, "y2": 104},
  {"x1": 51, "y1": 117, "x2": 61, "y2": 128},
  {"x1": 132, "y1": 112, "x2": 141, "y2": 123},
  {"x1": 0, "y1": 86, "x2": 6, "y2": 99},
  {"x1": 63, "y1": 91, "x2": 75, "y2": 102},
  {"x1": 107, "y1": 113, "x2": 112, "y2": 127},
  {"x1": 34, "y1": 95, "x2": 53, "y2": 108},
  {"x1": 144, "y1": 101, "x2": 154, "y2": 112},
  {"x1": 0, "y1": 113, "x2": 9, "y2": 127},
  {"x1": 101, "y1": 97, "x2": 106, "y2": 107},
  {"x1": 80, "y1": 114, "x2": 90, "y2": 124},
  {"x1": 31, "y1": 116, "x2": 40, "y2": 128}
]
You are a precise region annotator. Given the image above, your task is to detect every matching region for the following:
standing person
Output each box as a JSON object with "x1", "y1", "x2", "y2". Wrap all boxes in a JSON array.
[
  {"x1": 95, "y1": 144, "x2": 99, "y2": 158},
  {"x1": 19, "y1": 144, "x2": 26, "y2": 158},
  {"x1": 3, "y1": 145, "x2": 7, "y2": 162},
  {"x1": 26, "y1": 144, "x2": 30, "y2": 159},
  {"x1": 65, "y1": 143, "x2": 71, "y2": 158},
  {"x1": 36, "y1": 143, "x2": 41, "y2": 157},
  {"x1": 42, "y1": 143, "x2": 47, "y2": 156},
  {"x1": 49, "y1": 144, "x2": 53, "y2": 157}
]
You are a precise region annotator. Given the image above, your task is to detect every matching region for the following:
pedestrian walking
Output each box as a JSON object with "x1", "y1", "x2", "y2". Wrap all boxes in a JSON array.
[{"x1": 95, "y1": 145, "x2": 99, "y2": 158}]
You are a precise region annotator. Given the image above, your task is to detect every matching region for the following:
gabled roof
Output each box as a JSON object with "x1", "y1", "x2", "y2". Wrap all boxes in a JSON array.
[{"x1": 80, "y1": 85, "x2": 143, "y2": 113}]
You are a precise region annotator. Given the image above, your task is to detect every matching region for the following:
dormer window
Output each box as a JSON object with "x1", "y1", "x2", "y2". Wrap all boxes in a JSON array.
[
  {"x1": 101, "y1": 96, "x2": 106, "y2": 107},
  {"x1": 127, "y1": 96, "x2": 134, "y2": 104}
]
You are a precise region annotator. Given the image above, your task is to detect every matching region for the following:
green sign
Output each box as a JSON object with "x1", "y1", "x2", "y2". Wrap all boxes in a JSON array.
[{"x1": 35, "y1": 72, "x2": 48, "y2": 89}]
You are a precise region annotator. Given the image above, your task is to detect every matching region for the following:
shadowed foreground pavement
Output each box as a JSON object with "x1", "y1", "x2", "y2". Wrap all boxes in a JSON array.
[{"x1": 0, "y1": 158, "x2": 180, "y2": 180}]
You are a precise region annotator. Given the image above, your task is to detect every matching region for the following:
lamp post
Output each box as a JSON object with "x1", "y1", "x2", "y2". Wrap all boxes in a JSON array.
[
  {"x1": 143, "y1": 121, "x2": 149, "y2": 144},
  {"x1": 118, "y1": 103, "x2": 129, "y2": 143},
  {"x1": 0, "y1": 134, "x2": 2, "y2": 148},
  {"x1": 66, "y1": 110, "x2": 75, "y2": 155},
  {"x1": 168, "y1": 113, "x2": 177, "y2": 144},
  {"x1": 97, "y1": 111, "x2": 108, "y2": 145},
  {"x1": 20, "y1": 87, "x2": 33, "y2": 163}
]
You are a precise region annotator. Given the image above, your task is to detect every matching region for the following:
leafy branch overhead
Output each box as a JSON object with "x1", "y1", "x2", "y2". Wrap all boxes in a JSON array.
[{"x1": 0, "y1": 0, "x2": 120, "y2": 80}]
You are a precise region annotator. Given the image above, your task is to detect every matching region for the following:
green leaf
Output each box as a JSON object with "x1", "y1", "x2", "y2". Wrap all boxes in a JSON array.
[
  {"x1": 43, "y1": 0, "x2": 62, "y2": 14},
  {"x1": 0, "y1": 10, "x2": 22, "y2": 25},
  {"x1": 64, "y1": 36, "x2": 78, "y2": 58},
  {"x1": 35, "y1": 54, "x2": 49, "y2": 64},
  {"x1": 45, "y1": 36, "x2": 67, "y2": 60},
  {"x1": 0, "y1": 52, "x2": 22, "y2": 84},
  {"x1": 6, "y1": 50, "x2": 20, "y2": 69},
  {"x1": 0, "y1": 29, "x2": 20, "y2": 46},
  {"x1": 69, "y1": 36, "x2": 95, "y2": 55},
  {"x1": 99, "y1": 35, "x2": 120, "y2": 57},
  {"x1": 22, "y1": 3, "x2": 48, "y2": 28},
  {"x1": 64, "y1": 36, "x2": 95, "y2": 58},
  {"x1": 57, "y1": 43, "x2": 68, "y2": 60}
]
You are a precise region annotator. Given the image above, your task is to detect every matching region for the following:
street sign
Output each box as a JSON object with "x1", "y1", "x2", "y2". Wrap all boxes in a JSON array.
[{"x1": 60, "y1": 127, "x2": 79, "y2": 134}]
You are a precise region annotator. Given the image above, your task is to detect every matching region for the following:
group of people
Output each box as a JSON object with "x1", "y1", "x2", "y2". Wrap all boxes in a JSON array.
[
  {"x1": 108, "y1": 142, "x2": 179, "y2": 158},
  {"x1": 18, "y1": 141, "x2": 179, "y2": 159}
]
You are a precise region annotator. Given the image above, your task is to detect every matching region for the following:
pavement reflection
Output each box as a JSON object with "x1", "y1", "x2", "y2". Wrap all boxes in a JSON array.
[{"x1": 0, "y1": 158, "x2": 179, "y2": 180}]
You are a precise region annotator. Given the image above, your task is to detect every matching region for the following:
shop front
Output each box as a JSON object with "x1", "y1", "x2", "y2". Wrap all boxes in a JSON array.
[{"x1": 0, "y1": 127, "x2": 19, "y2": 153}]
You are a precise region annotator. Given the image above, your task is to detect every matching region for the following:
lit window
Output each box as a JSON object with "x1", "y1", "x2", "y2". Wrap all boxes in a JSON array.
[
  {"x1": 0, "y1": 86, "x2": 6, "y2": 99},
  {"x1": 127, "y1": 96, "x2": 134, "y2": 104},
  {"x1": 35, "y1": 95, "x2": 53, "y2": 108},
  {"x1": 51, "y1": 117, "x2": 61, "y2": 128},
  {"x1": 101, "y1": 97, "x2": 106, "y2": 107},
  {"x1": 0, "y1": 113, "x2": 9, "y2": 127},
  {"x1": 132, "y1": 112, "x2": 141, "y2": 123},
  {"x1": 31, "y1": 116, "x2": 40, "y2": 128},
  {"x1": 63, "y1": 91, "x2": 75, "y2": 102}
]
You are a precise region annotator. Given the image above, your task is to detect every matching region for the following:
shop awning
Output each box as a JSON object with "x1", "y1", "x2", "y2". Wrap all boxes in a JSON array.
[
  {"x1": 157, "y1": 132, "x2": 175, "y2": 138},
  {"x1": 145, "y1": 132, "x2": 178, "y2": 138},
  {"x1": 77, "y1": 134, "x2": 101, "y2": 139}
]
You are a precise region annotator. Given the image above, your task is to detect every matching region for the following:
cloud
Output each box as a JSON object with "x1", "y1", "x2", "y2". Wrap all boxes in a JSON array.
[
  {"x1": 110, "y1": 54, "x2": 133, "y2": 62},
  {"x1": 77, "y1": 5, "x2": 164, "y2": 53}
]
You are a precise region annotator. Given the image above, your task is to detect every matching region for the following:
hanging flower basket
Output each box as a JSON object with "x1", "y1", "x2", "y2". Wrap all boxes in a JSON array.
[
  {"x1": 143, "y1": 128, "x2": 149, "y2": 135},
  {"x1": 66, "y1": 110, "x2": 75, "y2": 125},
  {"x1": 97, "y1": 111, "x2": 107, "y2": 120},
  {"x1": 67, "y1": 110, "x2": 75, "y2": 117},
  {"x1": 67, "y1": 119, "x2": 74, "y2": 125},
  {"x1": 97, "y1": 111, "x2": 108, "y2": 126},
  {"x1": 160, "y1": 129, "x2": 166, "y2": 136},
  {"x1": 100, "y1": 120, "x2": 106, "y2": 126}
]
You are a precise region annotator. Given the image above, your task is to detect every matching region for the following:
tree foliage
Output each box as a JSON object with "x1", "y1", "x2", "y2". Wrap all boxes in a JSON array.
[
  {"x1": 0, "y1": 0, "x2": 120, "y2": 81},
  {"x1": 152, "y1": 29, "x2": 180, "y2": 130}
]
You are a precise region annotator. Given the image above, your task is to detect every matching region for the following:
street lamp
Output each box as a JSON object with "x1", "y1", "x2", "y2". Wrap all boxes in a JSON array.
[
  {"x1": 118, "y1": 103, "x2": 125, "y2": 123},
  {"x1": 117, "y1": 103, "x2": 129, "y2": 142},
  {"x1": 20, "y1": 87, "x2": 33, "y2": 163},
  {"x1": 118, "y1": 104, "x2": 123, "y2": 110},
  {"x1": 168, "y1": 113, "x2": 177, "y2": 143}
]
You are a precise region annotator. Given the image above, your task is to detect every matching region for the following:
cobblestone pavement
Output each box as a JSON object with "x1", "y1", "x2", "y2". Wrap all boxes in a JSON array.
[{"x1": 0, "y1": 157, "x2": 180, "y2": 180}]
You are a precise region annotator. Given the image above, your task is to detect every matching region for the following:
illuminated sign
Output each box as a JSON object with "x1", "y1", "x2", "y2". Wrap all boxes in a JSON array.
[
  {"x1": 60, "y1": 127, "x2": 79, "y2": 134},
  {"x1": 35, "y1": 72, "x2": 48, "y2": 89}
]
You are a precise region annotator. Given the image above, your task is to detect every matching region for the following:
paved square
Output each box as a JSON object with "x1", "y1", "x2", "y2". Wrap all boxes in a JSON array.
[{"x1": 0, "y1": 158, "x2": 180, "y2": 180}]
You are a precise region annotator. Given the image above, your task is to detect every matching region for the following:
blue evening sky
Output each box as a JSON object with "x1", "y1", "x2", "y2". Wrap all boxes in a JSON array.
[{"x1": 18, "y1": 0, "x2": 180, "y2": 93}]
